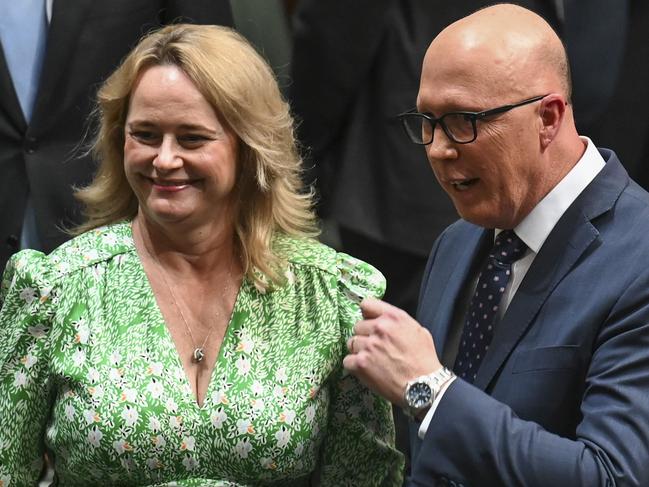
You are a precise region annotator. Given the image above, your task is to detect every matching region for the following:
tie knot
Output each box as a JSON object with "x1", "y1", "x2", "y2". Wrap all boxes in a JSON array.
[{"x1": 490, "y1": 230, "x2": 527, "y2": 265}]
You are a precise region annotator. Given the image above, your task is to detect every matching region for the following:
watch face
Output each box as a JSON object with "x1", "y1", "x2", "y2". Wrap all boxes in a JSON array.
[{"x1": 406, "y1": 382, "x2": 432, "y2": 408}]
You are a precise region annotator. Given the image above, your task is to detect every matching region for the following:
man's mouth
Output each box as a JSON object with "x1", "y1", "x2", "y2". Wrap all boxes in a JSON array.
[{"x1": 450, "y1": 178, "x2": 479, "y2": 191}]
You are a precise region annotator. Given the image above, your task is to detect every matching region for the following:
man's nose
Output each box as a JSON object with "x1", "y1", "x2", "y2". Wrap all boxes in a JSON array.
[
  {"x1": 153, "y1": 136, "x2": 182, "y2": 170},
  {"x1": 425, "y1": 124, "x2": 458, "y2": 162}
]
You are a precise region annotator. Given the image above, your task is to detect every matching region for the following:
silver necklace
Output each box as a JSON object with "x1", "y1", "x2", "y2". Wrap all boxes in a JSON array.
[{"x1": 147, "y1": 245, "x2": 233, "y2": 364}]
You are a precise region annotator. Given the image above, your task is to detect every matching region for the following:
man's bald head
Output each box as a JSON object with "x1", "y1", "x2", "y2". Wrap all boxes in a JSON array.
[
  {"x1": 415, "y1": 3, "x2": 584, "y2": 230},
  {"x1": 422, "y1": 3, "x2": 570, "y2": 104}
]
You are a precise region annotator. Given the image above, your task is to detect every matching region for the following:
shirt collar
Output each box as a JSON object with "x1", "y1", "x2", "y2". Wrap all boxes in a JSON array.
[{"x1": 499, "y1": 137, "x2": 605, "y2": 252}]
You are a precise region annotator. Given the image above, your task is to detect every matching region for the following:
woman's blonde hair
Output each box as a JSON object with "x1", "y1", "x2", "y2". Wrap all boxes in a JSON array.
[{"x1": 75, "y1": 24, "x2": 318, "y2": 290}]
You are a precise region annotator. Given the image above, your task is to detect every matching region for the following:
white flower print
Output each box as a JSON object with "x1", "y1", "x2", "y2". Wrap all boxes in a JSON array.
[
  {"x1": 305, "y1": 405, "x2": 316, "y2": 424},
  {"x1": 251, "y1": 398, "x2": 265, "y2": 412},
  {"x1": 87, "y1": 425, "x2": 103, "y2": 448},
  {"x1": 276, "y1": 367, "x2": 288, "y2": 383},
  {"x1": 146, "y1": 457, "x2": 162, "y2": 470},
  {"x1": 273, "y1": 385, "x2": 286, "y2": 399},
  {"x1": 109, "y1": 351, "x2": 122, "y2": 365},
  {"x1": 295, "y1": 441, "x2": 304, "y2": 456},
  {"x1": 120, "y1": 387, "x2": 138, "y2": 403},
  {"x1": 20, "y1": 353, "x2": 37, "y2": 369},
  {"x1": 64, "y1": 403, "x2": 75, "y2": 421},
  {"x1": 149, "y1": 416, "x2": 161, "y2": 432},
  {"x1": 113, "y1": 439, "x2": 133, "y2": 455},
  {"x1": 181, "y1": 436, "x2": 196, "y2": 451},
  {"x1": 235, "y1": 355, "x2": 251, "y2": 376},
  {"x1": 27, "y1": 323, "x2": 48, "y2": 338},
  {"x1": 74, "y1": 319, "x2": 90, "y2": 344},
  {"x1": 182, "y1": 455, "x2": 199, "y2": 471},
  {"x1": 0, "y1": 474, "x2": 11, "y2": 486},
  {"x1": 275, "y1": 425, "x2": 291, "y2": 448},
  {"x1": 83, "y1": 409, "x2": 99, "y2": 425},
  {"x1": 121, "y1": 405, "x2": 139, "y2": 427},
  {"x1": 147, "y1": 361, "x2": 164, "y2": 376},
  {"x1": 88, "y1": 384, "x2": 104, "y2": 399},
  {"x1": 13, "y1": 371, "x2": 27, "y2": 388},
  {"x1": 280, "y1": 409, "x2": 296, "y2": 425},
  {"x1": 146, "y1": 379, "x2": 163, "y2": 399},
  {"x1": 210, "y1": 407, "x2": 227, "y2": 429},
  {"x1": 72, "y1": 348, "x2": 86, "y2": 368},
  {"x1": 235, "y1": 438, "x2": 253, "y2": 458},
  {"x1": 169, "y1": 415, "x2": 183, "y2": 430},
  {"x1": 251, "y1": 380, "x2": 265, "y2": 396},
  {"x1": 236, "y1": 336, "x2": 255, "y2": 354},
  {"x1": 152, "y1": 434, "x2": 166, "y2": 449},
  {"x1": 166, "y1": 397, "x2": 178, "y2": 413},
  {"x1": 261, "y1": 457, "x2": 277, "y2": 470},
  {"x1": 237, "y1": 418, "x2": 254, "y2": 435},
  {"x1": 87, "y1": 368, "x2": 100, "y2": 383},
  {"x1": 109, "y1": 368, "x2": 123, "y2": 383},
  {"x1": 211, "y1": 390, "x2": 228, "y2": 405},
  {"x1": 19, "y1": 287, "x2": 37, "y2": 305}
]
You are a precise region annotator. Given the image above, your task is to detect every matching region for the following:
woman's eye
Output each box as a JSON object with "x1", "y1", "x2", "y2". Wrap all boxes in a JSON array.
[
  {"x1": 179, "y1": 134, "x2": 209, "y2": 146},
  {"x1": 131, "y1": 131, "x2": 158, "y2": 143}
]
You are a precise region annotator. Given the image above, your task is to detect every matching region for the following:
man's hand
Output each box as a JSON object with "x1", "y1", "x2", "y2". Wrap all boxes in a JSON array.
[{"x1": 343, "y1": 297, "x2": 443, "y2": 406}]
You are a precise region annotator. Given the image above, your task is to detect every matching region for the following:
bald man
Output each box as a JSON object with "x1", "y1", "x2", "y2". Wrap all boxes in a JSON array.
[{"x1": 343, "y1": 4, "x2": 649, "y2": 486}]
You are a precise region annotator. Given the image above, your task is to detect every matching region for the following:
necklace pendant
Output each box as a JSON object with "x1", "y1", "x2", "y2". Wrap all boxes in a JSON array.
[{"x1": 193, "y1": 348, "x2": 205, "y2": 363}]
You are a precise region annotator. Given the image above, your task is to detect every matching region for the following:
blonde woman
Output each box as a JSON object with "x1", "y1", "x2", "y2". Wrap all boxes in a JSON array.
[{"x1": 0, "y1": 25, "x2": 402, "y2": 485}]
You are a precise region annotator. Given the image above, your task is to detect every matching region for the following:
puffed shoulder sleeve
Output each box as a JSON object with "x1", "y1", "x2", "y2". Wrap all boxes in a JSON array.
[
  {"x1": 0, "y1": 251, "x2": 56, "y2": 484},
  {"x1": 315, "y1": 252, "x2": 403, "y2": 486}
]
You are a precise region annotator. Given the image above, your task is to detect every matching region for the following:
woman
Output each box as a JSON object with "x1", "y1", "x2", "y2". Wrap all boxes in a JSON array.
[{"x1": 0, "y1": 25, "x2": 402, "y2": 485}]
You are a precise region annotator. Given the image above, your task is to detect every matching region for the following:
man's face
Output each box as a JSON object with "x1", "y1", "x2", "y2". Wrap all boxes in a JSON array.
[{"x1": 417, "y1": 47, "x2": 547, "y2": 229}]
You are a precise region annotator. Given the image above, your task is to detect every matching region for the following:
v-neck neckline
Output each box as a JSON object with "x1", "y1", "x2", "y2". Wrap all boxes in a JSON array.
[{"x1": 126, "y1": 222, "x2": 246, "y2": 410}]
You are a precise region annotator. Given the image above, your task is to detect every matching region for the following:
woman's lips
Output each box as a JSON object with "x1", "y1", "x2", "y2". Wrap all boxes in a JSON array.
[{"x1": 150, "y1": 178, "x2": 193, "y2": 192}]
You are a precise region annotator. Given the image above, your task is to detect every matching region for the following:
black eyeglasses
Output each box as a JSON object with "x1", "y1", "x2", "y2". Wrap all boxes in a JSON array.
[{"x1": 397, "y1": 94, "x2": 548, "y2": 145}]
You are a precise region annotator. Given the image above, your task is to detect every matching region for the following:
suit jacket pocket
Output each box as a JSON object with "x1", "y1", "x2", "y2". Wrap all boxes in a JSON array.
[{"x1": 511, "y1": 345, "x2": 581, "y2": 374}]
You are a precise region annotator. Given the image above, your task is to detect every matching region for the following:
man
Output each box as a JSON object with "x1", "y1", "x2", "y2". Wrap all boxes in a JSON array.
[
  {"x1": 344, "y1": 4, "x2": 649, "y2": 486},
  {"x1": 0, "y1": 0, "x2": 233, "y2": 271}
]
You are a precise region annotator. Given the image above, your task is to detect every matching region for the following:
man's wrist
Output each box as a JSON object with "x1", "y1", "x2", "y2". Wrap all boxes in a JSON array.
[{"x1": 403, "y1": 367, "x2": 455, "y2": 418}]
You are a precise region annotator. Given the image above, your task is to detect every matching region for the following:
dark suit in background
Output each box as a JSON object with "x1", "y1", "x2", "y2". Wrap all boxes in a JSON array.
[
  {"x1": 290, "y1": 0, "x2": 558, "y2": 317},
  {"x1": 0, "y1": 0, "x2": 233, "y2": 271}
]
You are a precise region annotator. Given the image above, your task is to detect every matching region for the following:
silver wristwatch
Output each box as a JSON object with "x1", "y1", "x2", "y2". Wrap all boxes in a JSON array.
[{"x1": 403, "y1": 367, "x2": 455, "y2": 419}]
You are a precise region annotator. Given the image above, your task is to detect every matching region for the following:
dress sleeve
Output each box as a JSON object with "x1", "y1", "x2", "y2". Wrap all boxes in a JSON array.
[
  {"x1": 316, "y1": 253, "x2": 404, "y2": 486},
  {"x1": 0, "y1": 251, "x2": 56, "y2": 484}
]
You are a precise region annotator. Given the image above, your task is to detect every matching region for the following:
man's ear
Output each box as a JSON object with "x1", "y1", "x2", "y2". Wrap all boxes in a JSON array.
[{"x1": 539, "y1": 95, "x2": 566, "y2": 148}]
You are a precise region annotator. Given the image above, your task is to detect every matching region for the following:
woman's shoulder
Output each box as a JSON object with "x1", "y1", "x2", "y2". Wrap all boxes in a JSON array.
[
  {"x1": 45, "y1": 222, "x2": 135, "y2": 278},
  {"x1": 271, "y1": 233, "x2": 386, "y2": 299}
]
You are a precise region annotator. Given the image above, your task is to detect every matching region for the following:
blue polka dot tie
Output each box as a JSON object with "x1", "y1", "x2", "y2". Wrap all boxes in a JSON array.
[{"x1": 453, "y1": 230, "x2": 527, "y2": 383}]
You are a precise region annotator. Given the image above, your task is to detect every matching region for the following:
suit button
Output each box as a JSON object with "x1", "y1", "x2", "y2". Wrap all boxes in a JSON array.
[
  {"x1": 24, "y1": 136, "x2": 37, "y2": 154},
  {"x1": 6, "y1": 234, "x2": 19, "y2": 249}
]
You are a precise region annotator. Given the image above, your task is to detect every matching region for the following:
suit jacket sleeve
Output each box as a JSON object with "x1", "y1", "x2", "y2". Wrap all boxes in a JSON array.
[{"x1": 411, "y1": 266, "x2": 649, "y2": 486}]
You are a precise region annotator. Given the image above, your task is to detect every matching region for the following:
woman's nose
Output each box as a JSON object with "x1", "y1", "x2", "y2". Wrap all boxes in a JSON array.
[{"x1": 152, "y1": 136, "x2": 182, "y2": 170}]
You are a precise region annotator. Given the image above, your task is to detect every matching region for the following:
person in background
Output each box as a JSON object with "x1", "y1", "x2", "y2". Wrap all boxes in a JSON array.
[
  {"x1": 0, "y1": 0, "x2": 233, "y2": 272},
  {"x1": 344, "y1": 4, "x2": 649, "y2": 486},
  {"x1": 0, "y1": 24, "x2": 402, "y2": 485}
]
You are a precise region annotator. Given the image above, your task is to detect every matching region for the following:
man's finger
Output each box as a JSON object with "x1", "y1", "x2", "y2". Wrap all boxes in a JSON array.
[{"x1": 360, "y1": 296, "x2": 394, "y2": 319}]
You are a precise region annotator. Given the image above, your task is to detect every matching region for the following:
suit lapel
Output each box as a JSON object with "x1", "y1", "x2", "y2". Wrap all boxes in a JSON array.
[
  {"x1": 0, "y1": 40, "x2": 27, "y2": 132},
  {"x1": 430, "y1": 228, "x2": 491, "y2": 358},
  {"x1": 31, "y1": 0, "x2": 93, "y2": 123},
  {"x1": 473, "y1": 151, "x2": 628, "y2": 390}
]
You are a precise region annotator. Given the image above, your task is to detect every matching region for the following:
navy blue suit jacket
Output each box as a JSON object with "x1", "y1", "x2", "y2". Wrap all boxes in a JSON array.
[{"x1": 410, "y1": 149, "x2": 649, "y2": 486}]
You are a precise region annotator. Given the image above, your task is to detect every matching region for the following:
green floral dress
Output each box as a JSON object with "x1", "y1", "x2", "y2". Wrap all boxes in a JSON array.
[{"x1": 0, "y1": 222, "x2": 403, "y2": 486}]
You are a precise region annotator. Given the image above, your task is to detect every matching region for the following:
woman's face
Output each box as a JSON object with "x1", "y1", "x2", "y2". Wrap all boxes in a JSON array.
[{"x1": 124, "y1": 64, "x2": 239, "y2": 228}]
